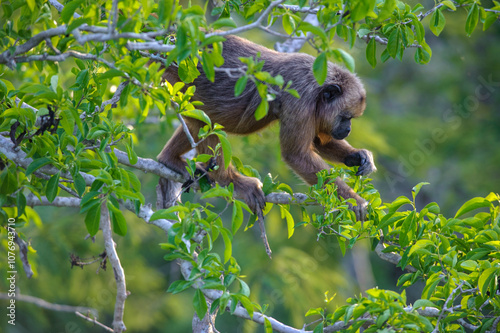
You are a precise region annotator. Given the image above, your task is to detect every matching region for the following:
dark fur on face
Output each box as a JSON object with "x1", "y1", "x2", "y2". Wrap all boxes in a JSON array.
[{"x1": 157, "y1": 35, "x2": 376, "y2": 220}]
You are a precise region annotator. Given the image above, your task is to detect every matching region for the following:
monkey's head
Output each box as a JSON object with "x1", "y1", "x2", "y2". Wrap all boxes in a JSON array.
[{"x1": 315, "y1": 64, "x2": 366, "y2": 141}]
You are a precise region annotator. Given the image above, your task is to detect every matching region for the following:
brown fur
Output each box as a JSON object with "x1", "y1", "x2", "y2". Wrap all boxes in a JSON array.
[{"x1": 157, "y1": 35, "x2": 376, "y2": 219}]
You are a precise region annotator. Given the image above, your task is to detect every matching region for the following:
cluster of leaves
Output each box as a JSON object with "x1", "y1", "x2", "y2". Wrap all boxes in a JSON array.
[
  {"x1": 303, "y1": 172, "x2": 500, "y2": 332},
  {"x1": 1, "y1": 0, "x2": 499, "y2": 332}
]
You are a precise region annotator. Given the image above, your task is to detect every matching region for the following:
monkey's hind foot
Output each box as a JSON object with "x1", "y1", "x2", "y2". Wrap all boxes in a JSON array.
[
  {"x1": 349, "y1": 197, "x2": 368, "y2": 222},
  {"x1": 233, "y1": 176, "x2": 266, "y2": 215}
]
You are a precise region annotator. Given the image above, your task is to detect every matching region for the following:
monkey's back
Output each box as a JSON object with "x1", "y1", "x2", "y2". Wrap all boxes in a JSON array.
[{"x1": 163, "y1": 35, "x2": 321, "y2": 134}]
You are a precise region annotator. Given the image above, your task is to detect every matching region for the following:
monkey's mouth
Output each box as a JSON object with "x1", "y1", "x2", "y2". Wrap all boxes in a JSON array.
[{"x1": 332, "y1": 129, "x2": 351, "y2": 140}]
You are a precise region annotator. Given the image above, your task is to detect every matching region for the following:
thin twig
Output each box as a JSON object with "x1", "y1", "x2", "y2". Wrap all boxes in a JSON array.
[
  {"x1": 109, "y1": 0, "x2": 119, "y2": 34},
  {"x1": 257, "y1": 211, "x2": 272, "y2": 258},
  {"x1": 431, "y1": 281, "x2": 464, "y2": 333},
  {"x1": 206, "y1": 0, "x2": 287, "y2": 37},
  {"x1": 100, "y1": 81, "x2": 129, "y2": 112},
  {"x1": 177, "y1": 113, "x2": 197, "y2": 149},
  {"x1": 0, "y1": 293, "x2": 97, "y2": 317},
  {"x1": 75, "y1": 312, "x2": 114, "y2": 332}
]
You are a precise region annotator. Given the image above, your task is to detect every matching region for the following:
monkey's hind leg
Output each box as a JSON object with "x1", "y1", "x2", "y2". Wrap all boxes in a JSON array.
[
  {"x1": 157, "y1": 124, "x2": 200, "y2": 179},
  {"x1": 197, "y1": 133, "x2": 266, "y2": 214}
]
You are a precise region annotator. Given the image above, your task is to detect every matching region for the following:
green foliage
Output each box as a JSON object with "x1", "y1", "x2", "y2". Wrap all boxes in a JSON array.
[{"x1": 0, "y1": 0, "x2": 499, "y2": 332}]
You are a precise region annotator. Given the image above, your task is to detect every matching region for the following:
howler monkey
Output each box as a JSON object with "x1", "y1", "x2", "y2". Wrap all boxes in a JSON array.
[{"x1": 157, "y1": 35, "x2": 376, "y2": 220}]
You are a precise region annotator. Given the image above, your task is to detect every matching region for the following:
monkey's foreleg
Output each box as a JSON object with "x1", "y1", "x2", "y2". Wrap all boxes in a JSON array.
[
  {"x1": 282, "y1": 147, "x2": 368, "y2": 221},
  {"x1": 314, "y1": 138, "x2": 377, "y2": 177}
]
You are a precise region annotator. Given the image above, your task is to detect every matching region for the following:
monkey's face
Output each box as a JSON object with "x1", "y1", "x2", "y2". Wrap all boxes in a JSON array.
[{"x1": 318, "y1": 66, "x2": 366, "y2": 141}]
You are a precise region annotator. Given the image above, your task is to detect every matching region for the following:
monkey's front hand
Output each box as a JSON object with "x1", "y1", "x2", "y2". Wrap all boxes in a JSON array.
[
  {"x1": 233, "y1": 176, "x2": 266, "y2": 215},
  {"x1": 344, "y1": 149, "x2": 376, "y2": 176}
]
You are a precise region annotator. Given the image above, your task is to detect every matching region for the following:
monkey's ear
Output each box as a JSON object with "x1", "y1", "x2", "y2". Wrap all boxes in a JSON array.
[{"x1": 322, "y1": 84, "x2": 342, "y2": 102}]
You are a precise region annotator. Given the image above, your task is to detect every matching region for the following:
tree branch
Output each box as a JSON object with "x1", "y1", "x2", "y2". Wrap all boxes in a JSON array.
[
  {"x1": 99, "y1": 202, "x2": 127, "y2": 332},
  {"x1": 375, "y1": 239, "x2": 417, "y2": 272},
  {"x1": 0, "y1": 292, "x2": 98, "y2": 318},
  {"x1": 75, "y1": 312, "x2": 114, "y2": 332},
  {"x1": 205, "y1": 0, "x2": 287, "y2": 37}
]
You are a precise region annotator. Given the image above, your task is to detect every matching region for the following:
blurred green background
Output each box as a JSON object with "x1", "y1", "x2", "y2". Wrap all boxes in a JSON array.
[{"x1": 1, "y1": 1, "x2": 499, "y2": 332}]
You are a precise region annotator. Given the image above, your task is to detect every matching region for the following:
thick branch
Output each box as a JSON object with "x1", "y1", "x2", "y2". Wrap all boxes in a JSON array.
[{"x1": 375, "y1": 240, "x2": 417, "y2": 273}]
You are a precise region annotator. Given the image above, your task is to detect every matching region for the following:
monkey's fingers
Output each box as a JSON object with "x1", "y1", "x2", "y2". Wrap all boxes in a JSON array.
[{"x1": 354, "y1": 150, "x2": 376, "y2": 176}]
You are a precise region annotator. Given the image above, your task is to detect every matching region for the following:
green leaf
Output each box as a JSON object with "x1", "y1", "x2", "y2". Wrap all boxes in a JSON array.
[
  {"x1": 460, "y1": 260, "x2": 478, "y2": 271},
  {"x1": 441, "y1": 0, "x2": 456, "y2": 11},
  {"x1": 234, "y1": 76, "x2": 248, "y2": 97},
  {"x1": 387, "y1": 28, "x2": 401, "y2": 58},
  {"x1": 67, "y1": 17, "x2": 90, "y2": 34},
  {"x1": 61, "y1": 0, "x2": 84, "y2": 24},
  {"x1": 280, "y1": 206, "x2": 295, "y2": 238},
  {"x1": 350, "y1": 0, "x2": 376, "y2": 21},
  {"x1": 124, "y1": 142, "x2": 138, "y2": 165},
  {"x1": 212, "y1": 18, "x2": 237, "y2": 29},
  {"x1": 16, "y1": 191, "x2": 26, "y2": 217},
  {"x1": 201, "y1": 186, "x2": 232, "y2": 199},
  {"x1": 220, "y1": 228, "x2": 232, "y2": 263},
  {"x1": 408, "y1": 239, "x2": 434, "y2": 256},
  {"x1": 85, "y1": 203, "x2": 101, "y2": 236},
  {"x1": 181, "y1": 109, "x2": 212, "y2": 126},
  {"x1": 415, "y1": 41, "x2": 432, "y2": 64},
  {"x1": 25, "y1": 157, "x2": 52, "y2": 176},
  {"x1": 413, "y1": 299, "x2": 436, "y2": 309},
  {"x1": 168, "y1": 280, "x2": 194, "y2": 294},
  {"x1": 413, "y1": 19, "x2": 425, "y2": 43},
  {"x1": 215, "y1": 133, "x2": 232, "y2": 170},
  {"x1": 336, "y1": 48, "x2": 355, "y2": 72},
  {"x1": 313, "y1": 53, "x2": 328, "y2": 85},
  {"x1": 108, "y1": 201, "x2": 128, "y2": 236},
  {"x1": 313, "y1": 323, "x2": 324, "y2": 333},
  {"x1": 264, "y1": 318, "x2": 273, "y2": 333},
  {"x1": 98, "y1": 69, "x2": 124, "y2": 81},
  {"x1": 483, "y1": 12, "x2": 498, "y2": 31},
  {"x1": 282, "y1": 14, "x2": 295, "y2": 35},
  {"x1": 378, "y1": 0, "x2": 397, "y2": 21},
  {"x1": 254, "y1": 99, "x2": 269, "y2": 121},
  {"x1": 412, "y1": 182, "x2": 430, "y2": 199},
  {"x1": 27, "y1": 0, "x2": 36, "y2": 11},
  {"x1": 454, "y1": 197, "x2": 492, "y2": 218},
  {"x1": 60, "y1": 109, "x2": 76, "y2": 135},
  {"x1": 193, "y1": 289, "x2": 208, "y2": 320},
  {"x1": 202, "y1": 51, "x2": 215, "y2": 82},
  {"x1": 366, "y1": 38, "x2": 377, "y2": 68},
  {"x1": 150, "y1": 206, "x2": 188, "y2": 221},
  {"x1": 465, "y1": 2, "x2": 479, "y2": 36},
  {"x1": 232, "y1": 201, "x2": 244, "y2": 234},
  {"x1": 238, "y1": 279, "x2": 250, "y2": 297},
  {"x1": 74, "y1": 172, "x2": 86, "y2": 197},
  {"x1": 478, "y1": 267, "x2": 498, "y2": 296},
  {"x1": 46, "y1": 172, "x2": 60, "y2": 202},
  {"x1": 0, "y1": 169, "x2": 17, "y2": 195},
  {"x1": 429, "y1": 9, "x2": 446, "y2": 36}
]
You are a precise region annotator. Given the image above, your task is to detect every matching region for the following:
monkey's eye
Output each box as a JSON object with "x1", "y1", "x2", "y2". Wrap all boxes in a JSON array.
[{"x1": 322, "y1": 84, "x2": 342, "y2": 102}]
